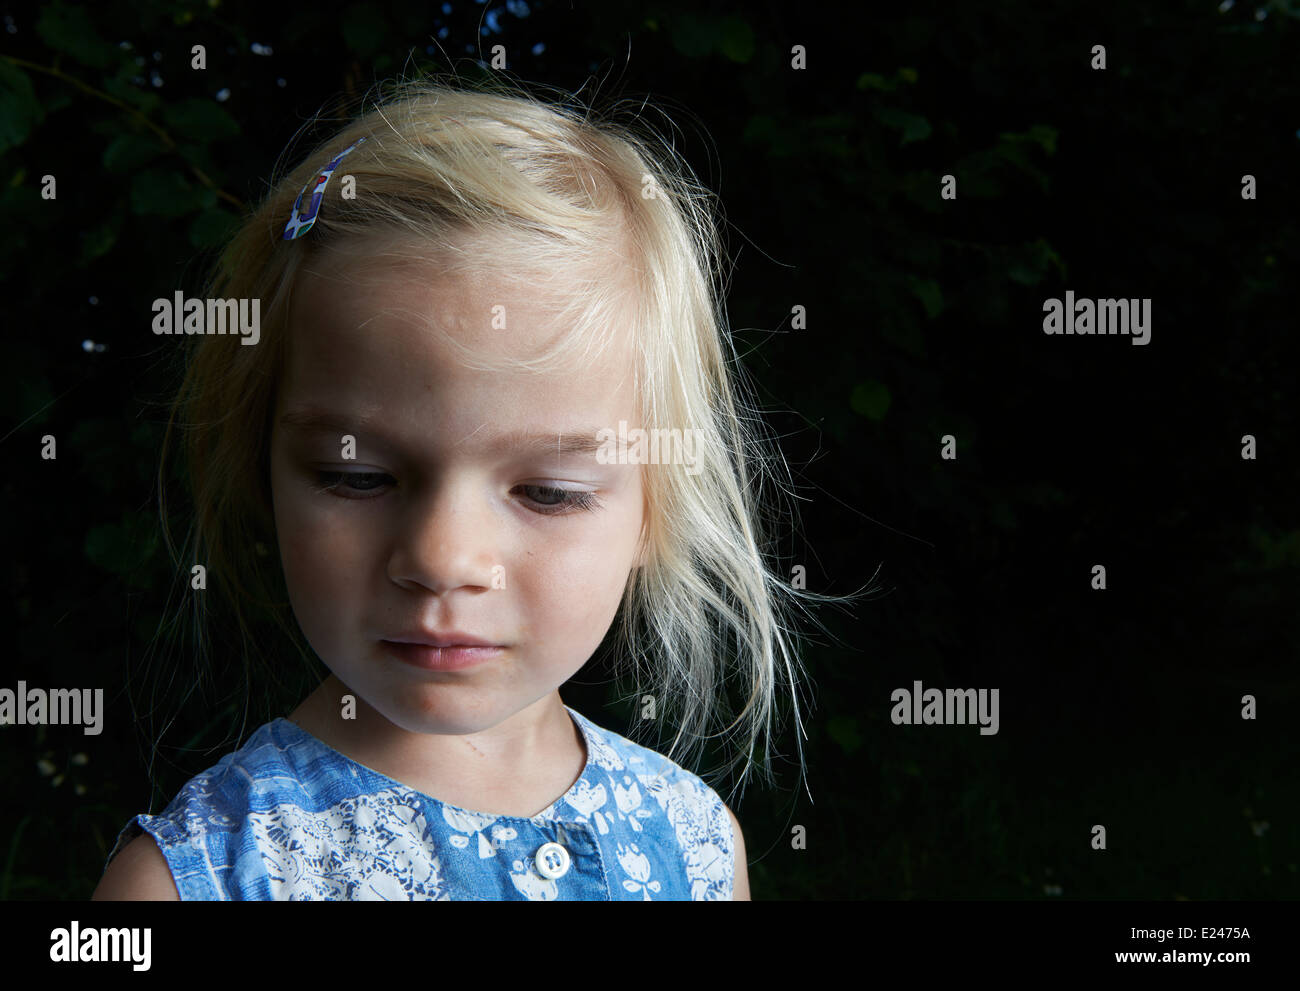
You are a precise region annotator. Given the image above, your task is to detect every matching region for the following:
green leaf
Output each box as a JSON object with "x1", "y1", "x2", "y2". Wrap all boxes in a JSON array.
[
  {"x1": 35, "y1": 1, "x2": 119, "y2": 69},
  {"x1": 856, "y1": 72, "x2": 896, "y2": 92},
  {"x1": 827, "y1": 716, "x2": 863, "y2": 754},
  {"x1": 850, "y1": 381, "x2": 892, "y2": 422},
  {"x1": 177, "y1": 142, "x2": 219, "y2": 177},
  {"x1": 0, "y1": 62, "x2": 44, "y2": 155},
  {"x1": 717, "y1": 15, "x2": 755, "y2": 63},
  {"x1": 809, "y1": 112, "x2": 860, "y2": 134},
  {"x1": 102, "y1": 75, "x2": 162, "y2": 115},
  {"x1": 788, "y1": 113, "x2": 858, "y2": 162},
  {"x1": 46, "y1": 92, "x2": 75, "y2": 114},
  {"x1": 102, "y1": 132, "x2": 167, "y2": 173},
  {"x1": 1008, "y1": 239, "x2": 1065, "y2": 286},
  {"x1": 875, "y1": 107, "x2": 931, "y2": 145},
  {"x1": 1001, "y1": 123, "x2": 1059, "y2": 157},
  {"x1": 78, "y1": 221, "x2": 117, "y2": 263},
  {"x1": 906, "y1": 276, "x2": 944, "y2": 318},
  {"x1": 162, "y1": 98, "x2": 240, "y2": 143},
  {"x1": 130, "y1": 168, "x2": 206, "y2": 217},
  {"x1": 188, "y1": 208, "x2": 240, "y2": 249}
]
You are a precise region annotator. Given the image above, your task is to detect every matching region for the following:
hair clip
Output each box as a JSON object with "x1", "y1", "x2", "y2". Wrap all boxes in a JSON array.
[{"x1": 281, "y1": 136, "x2": 367, "y2": 240}]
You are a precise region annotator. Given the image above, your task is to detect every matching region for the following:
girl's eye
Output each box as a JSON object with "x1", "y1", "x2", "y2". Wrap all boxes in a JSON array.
[
  {"x1": 312, "y1": 472, "x2": 601, "y2": 515},
  {"x1": 518, "y1": 484, "x2": 603, "y2": 516},
  {"x1": 313, "y1": 471, "x2": 393, "y2": 497}
]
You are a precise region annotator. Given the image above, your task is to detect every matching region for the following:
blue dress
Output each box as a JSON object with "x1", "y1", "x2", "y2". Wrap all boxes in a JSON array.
[{"x1": 105, "y1": 705, "x2": 735, "y2": 900}]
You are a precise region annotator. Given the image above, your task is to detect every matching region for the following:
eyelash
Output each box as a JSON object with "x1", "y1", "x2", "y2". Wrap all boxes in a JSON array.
[{"x1": 311, "y1": 471, "x2": 603, "y2": 515}]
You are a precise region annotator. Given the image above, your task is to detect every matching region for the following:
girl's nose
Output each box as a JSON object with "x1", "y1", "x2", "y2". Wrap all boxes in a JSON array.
[{"x1": 385, "y1": 478, "x2": 502, "y2": 595}]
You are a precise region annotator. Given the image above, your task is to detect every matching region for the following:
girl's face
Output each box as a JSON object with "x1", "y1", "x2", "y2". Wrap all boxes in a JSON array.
[{"x1": 269, "y1": 241, "x2": 646, "y2": 738}]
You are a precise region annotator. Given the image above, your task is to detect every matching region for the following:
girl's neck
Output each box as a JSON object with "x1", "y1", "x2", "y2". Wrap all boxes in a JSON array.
[{"x1": 287, "y1": 675, "x2": 588, "y2": 818}]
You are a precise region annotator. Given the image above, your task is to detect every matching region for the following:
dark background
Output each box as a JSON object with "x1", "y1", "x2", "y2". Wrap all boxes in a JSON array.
[{"x1": 2, "y1": 0, "x2": 1297, "y2": 901}]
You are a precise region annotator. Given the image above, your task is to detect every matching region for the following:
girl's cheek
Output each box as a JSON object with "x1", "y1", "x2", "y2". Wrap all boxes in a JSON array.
[
  {"x1": 277, "y1": 503, "x2": 348, "y2": 586},
  {"x1": 536, "y1": 541, "x2": 627, "y2": 599},
  {"x1": 529, "y1": 538, "x2": 594, "y2": 578}
]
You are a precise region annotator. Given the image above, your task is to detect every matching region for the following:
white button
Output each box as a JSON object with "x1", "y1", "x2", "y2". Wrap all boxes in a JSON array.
[{"x1": 534, "y1": 841, "x2": 571, "y2": 879}]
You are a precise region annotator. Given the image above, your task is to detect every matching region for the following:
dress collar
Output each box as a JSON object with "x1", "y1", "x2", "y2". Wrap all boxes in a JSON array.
[{"x1": 272, "y1": 703, "x2": 599, "y2": 823}]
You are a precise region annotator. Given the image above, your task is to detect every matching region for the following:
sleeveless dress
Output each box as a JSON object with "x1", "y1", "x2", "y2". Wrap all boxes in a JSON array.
[{"x1": 104, "y1": 705, "x2": 735, "y2": 900}]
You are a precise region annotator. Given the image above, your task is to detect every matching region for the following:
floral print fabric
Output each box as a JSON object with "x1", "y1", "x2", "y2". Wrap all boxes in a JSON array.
[{"x1": 105, "y1": 706, "x2": 734, "y2": 901}]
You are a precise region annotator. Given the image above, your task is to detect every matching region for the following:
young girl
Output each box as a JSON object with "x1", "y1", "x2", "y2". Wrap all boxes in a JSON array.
[{"x1": 93, "y1": 75, "x2": 853, "y2": 901}]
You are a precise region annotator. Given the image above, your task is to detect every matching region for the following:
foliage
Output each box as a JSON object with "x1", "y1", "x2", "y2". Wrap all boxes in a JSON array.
[{"x1": 2, "y1": 0, "x2": 1297, "y2": 900}]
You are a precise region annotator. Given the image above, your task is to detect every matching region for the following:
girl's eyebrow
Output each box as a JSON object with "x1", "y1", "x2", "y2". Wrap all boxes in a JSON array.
[{"x1": 278, "y1": 406, "x2": 610, "y2": 457}]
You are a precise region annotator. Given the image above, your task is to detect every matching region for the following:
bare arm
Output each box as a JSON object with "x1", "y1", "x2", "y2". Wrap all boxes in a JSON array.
[
  {"x1": 724, "y1": 804, "x2": 750, "y2": 900},
  {"x1": 91, "y1": 833, "x2": 181, "y2": 901}
]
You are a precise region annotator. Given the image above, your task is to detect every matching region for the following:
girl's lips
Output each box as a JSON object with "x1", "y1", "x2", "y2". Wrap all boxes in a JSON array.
[
  {"x1": 386, "y1": 630, "x2": 501, "y2": 648},
  {"x1": 381, "y1": 641, "x2": 505, "y2": 671}
]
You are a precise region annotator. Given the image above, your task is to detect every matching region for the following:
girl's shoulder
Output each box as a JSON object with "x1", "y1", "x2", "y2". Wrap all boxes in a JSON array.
[
  {"x1": 102, "y1": 719, "x2": 333, "y2": 884},
  {"x1": 123, "y1": 718, "x2": 320, "y2": 820},
  {"x1": 565, "y1": 706, "x2": 730, "y2": 818},
  {"x1": 568, "y1": 706, "x2": 702, "y2": 779},
  {"x1": 564, "y1": 707, "x2": 737, "y2": 898}
]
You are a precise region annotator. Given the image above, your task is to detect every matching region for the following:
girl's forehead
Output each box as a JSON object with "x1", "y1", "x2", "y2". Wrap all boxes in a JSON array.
[
  {"x1": 276, "y1": 288, "x2": 642, "y2": 444},
  {"x1": 286, "y1": 270, "x2": 640, "y2": 389},
  {"x1": 309, "y1": 226, "x2": 638, "y2": 296},
  {"x1": 296, "y1": 237, "x2": 636, "y2": 334},
  {"x1": 294, "y1": 266, "x2": 598, "y2": 344},
  {"x1": 285, "y1": 229, "x2": 645, "y2": 393},
  {"x1": 297, "y1": 256, "x2": 598, "y2": 336}
]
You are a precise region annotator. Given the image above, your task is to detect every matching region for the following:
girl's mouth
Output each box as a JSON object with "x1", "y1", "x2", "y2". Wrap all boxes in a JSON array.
[{"x1": 380, "y1": 641, "x2": 506, "y2": 671}]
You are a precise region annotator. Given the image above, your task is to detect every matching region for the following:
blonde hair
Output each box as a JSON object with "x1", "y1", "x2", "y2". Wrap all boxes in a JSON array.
[{"x1": 155, "y1": 72, "x2": 869, "y2": 802}]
